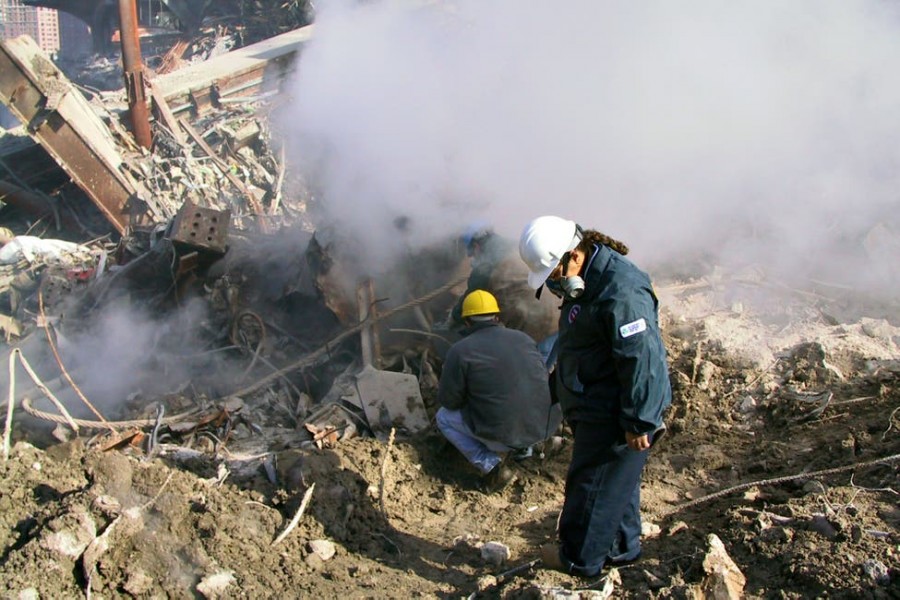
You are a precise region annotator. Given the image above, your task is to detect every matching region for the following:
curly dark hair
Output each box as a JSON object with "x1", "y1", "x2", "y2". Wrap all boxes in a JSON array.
[{"x1": 576, "y1": 229, "x2": 629, "y2": 256}]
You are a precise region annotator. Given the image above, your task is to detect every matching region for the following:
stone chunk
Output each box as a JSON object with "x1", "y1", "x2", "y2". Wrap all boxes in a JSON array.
[{"x1": 699, "y1": 533, "x2": 746, "y2": 600}]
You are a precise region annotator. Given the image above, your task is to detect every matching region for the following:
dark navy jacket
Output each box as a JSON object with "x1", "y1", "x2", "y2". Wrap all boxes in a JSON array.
[
  {"x1": 439, "y1": 321, "x2": 562, "y2": 448},
  {"x1": 554, "y1": 244, "x2": 671, "y2": 434}
]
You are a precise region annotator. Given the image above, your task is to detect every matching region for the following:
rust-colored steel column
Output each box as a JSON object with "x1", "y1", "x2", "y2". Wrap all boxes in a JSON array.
[{"x1": 118, "y1": 0, "x2": 152, "y2": 148}]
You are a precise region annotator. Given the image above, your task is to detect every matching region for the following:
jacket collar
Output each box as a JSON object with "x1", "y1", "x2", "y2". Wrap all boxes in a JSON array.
[
  {"x1": 577, "y1": 244, "x2": 613, "y2": 302},
  {"x1": 460, "y1": 319, "x2": 500, "y2": 337}
]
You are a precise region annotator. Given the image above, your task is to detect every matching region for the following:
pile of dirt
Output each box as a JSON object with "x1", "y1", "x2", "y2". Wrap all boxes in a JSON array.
[{"x1": 1, "y1": 279, "x2": 898, "y2": 599}]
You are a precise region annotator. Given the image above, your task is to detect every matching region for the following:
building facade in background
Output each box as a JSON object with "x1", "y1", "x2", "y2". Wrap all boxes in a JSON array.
[{"x1": 0, "y1": 1, "x2": 61, "y2": 55}]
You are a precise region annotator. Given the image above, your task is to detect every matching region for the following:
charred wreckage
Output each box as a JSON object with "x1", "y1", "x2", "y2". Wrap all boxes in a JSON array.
[{"x1": 0, "y1": 5, "x2": 472, "y2": 475}]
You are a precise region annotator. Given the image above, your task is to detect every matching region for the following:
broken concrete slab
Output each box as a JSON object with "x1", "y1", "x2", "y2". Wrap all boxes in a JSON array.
[
  {"x1": 355, "y1": 365, "x2": 429, "y2": 436},
  {"x1": 154, "y1": 25, "x2": 314, "y2": 118}
]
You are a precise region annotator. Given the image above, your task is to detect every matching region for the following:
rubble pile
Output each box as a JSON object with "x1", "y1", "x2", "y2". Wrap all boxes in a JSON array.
[
  {"x1": 188, "y1": 0, "x2": 315, "y2": 60},
  {"x1": 0, "y1": 22, "x2": 461, "y2": 460},
  {"x1": 136, "y1": 100, "x2": 296, "y2": 227},
  {"x1": 0, "y1": 9, "x2": 898, "y2": 600},
  {"x1": 56, "y1": 0, "x2": 315, "y2": 89}
]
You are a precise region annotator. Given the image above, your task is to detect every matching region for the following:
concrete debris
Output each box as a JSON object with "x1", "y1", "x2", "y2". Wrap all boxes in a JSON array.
[
  {"x1": 862, "y1": 559, "x2": 890, "y2": 585},
  {"x1": 476, "y1": 575, "x2": 498, "y2": 591},
  {"x1": 641, "y1": 521, "x2": 662, "y2": 538},
  {"x1": 807, "y1": 514, "x2": 840, "y2": 540},
  {"x1": 667, "y1": 521, "x2": 690, "y2": 536},
  {"x1": 698, "y1": 533, "x2": 746, "y2": 600},
  {"x1": 307, "y1": 539, "x2": 336, "y2": 561},
  {"x1": 479, "y1": 541, "x2": 510, "y2": 566},
  {"x1": 39, "y1": 507, "x2": 97, "y2": 559},
  {"x1": 196, "y1": 570, "x2": 236, "y2": 599},
  {"x1": 123, "y1": 569, "x2": 153, "y2": 596}
]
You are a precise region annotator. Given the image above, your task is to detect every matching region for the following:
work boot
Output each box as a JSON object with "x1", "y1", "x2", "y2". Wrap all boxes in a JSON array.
[
  {"x1": 541, "y1": 544, "x2": 605, "y2": 577},
  {"x1": 511, "y1": 446, "x2": 533, "y2": 461},
  {"x1": 607, "y1": 549, "x2": 642, "y2": 568},
  {"x1": 540, "y1": 543, "x2": 568, "y2": 573},
  {"x1": 481, "y1": 461, "x2": 515, "y2": 494}
]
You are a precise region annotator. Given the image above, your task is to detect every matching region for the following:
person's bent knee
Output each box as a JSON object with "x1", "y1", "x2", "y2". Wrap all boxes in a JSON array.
[{"x1": 435, "y1": 407, "x2": 458, "y2": 434}]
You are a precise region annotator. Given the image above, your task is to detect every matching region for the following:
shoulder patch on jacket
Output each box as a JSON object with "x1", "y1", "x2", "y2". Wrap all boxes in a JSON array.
[{"x1": 619, "y1": 318, "x2": 647, "y2": 338}]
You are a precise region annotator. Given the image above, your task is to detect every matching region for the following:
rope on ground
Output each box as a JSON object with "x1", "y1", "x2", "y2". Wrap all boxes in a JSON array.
[
  {"x1": 227, "y1": 275, "x2": 467, "y2": 399},
  {"x1": 13, "y1": 348, "x2": 80, "y2": 432},
  {"x1": 39, "y1": 290, "x2": 115, "y2": 432},
  {"x1": 21, "y1": 397, "x2": 200, "y2": 430},
  {"x1": 4, "y1": 348, "x2": 84, "y2": 460},
  {"x1": 665, "y1": 452, "x2": 900, "y2": 516},
  {"x1": 18, "y1": 276, "x2": 465, "y2": 434}
]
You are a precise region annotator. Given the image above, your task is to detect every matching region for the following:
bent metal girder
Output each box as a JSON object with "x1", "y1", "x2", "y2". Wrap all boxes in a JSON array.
[{"x1": 0, "y1": 35, "x2": 157, "y2": 234}]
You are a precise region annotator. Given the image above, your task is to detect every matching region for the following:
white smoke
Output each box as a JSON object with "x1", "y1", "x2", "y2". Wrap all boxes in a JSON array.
[{"x1": 283, "y1": 0, "x2": 900, "y2": 299}]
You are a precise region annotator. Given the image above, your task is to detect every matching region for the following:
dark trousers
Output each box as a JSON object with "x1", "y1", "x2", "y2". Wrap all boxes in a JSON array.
[{"x1": 557, "y1": 419, "x2": 648, "y2": 577}]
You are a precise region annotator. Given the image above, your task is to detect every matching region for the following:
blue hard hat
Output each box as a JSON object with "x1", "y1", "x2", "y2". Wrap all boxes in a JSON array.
[{"x1": 461, "y1": 221, "x2": 493, "y2": 255}]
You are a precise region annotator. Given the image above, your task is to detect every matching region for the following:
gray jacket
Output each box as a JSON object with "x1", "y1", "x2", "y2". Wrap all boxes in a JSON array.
[{"x1": 438, "y1": 321, "x2": 562, "y2": 448}]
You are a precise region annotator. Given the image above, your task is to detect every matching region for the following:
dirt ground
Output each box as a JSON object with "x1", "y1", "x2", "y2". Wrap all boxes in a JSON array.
[{"x1": 1, "y1": 275, "x2": 898, "y2": 599}]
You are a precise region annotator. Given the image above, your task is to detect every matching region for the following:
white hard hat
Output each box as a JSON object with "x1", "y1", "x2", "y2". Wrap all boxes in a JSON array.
[{"x1": 518, "y1": 216, "x2": 580, "y2": 289}]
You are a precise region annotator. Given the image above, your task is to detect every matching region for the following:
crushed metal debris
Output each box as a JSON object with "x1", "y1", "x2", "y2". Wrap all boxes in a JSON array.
[{"x1": 0, "y1": 11, "x2": 466, "y2": 467}]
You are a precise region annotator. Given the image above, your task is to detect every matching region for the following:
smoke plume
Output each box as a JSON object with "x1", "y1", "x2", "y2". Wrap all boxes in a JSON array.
[{"x1": 283, "y1": 0, "x2": 900, "y2": 300}]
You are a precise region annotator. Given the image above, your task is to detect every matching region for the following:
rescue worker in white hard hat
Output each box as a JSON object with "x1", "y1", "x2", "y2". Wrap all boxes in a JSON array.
[
  {"x1": 436, "y1": 289, "x2": 562, "y2": 494},
  {"x1": 518, "y1": 215, "x2": 671, "y2": 577}
]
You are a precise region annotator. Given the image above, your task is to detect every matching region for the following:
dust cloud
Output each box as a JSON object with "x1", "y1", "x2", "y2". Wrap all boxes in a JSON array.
[
  {"x1": 52, "y1": 301, "x2": 212, "y2": 413},
  {"x1": 283, "y1": 0, "x2": 900, "y2": 299}
]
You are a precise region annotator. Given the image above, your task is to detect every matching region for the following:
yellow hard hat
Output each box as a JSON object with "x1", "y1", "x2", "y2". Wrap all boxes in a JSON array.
[{"x1": 461, "y1": 289, "x2": 500, "y2": 318}]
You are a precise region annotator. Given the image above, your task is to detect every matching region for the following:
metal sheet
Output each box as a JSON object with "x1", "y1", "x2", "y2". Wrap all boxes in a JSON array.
[{"x1": 169, "y1": 200, "x2": 230, "y2": 254}]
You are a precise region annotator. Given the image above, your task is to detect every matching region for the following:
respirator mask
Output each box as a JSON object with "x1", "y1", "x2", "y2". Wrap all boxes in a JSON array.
[
  {"x1": 543, "y1": 252, "x2": 585, "y2": 299},
  {"x1": 561, "y1": 275, "x2": 585, "y2": 299}
]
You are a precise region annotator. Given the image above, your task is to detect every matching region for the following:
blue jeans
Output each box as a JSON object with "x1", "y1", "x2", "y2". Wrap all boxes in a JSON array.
[
  {"x1": 435, "y1": 407, "x2": 512, "y2": 474},
  {"x1": 556, "y1": 420, "x2": 649, "y2": 577}
]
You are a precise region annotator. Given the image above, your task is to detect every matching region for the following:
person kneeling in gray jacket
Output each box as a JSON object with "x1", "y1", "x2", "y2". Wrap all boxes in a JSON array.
[{"x1": 436, "y1": 289, "x2": 561, "y2": 493}]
